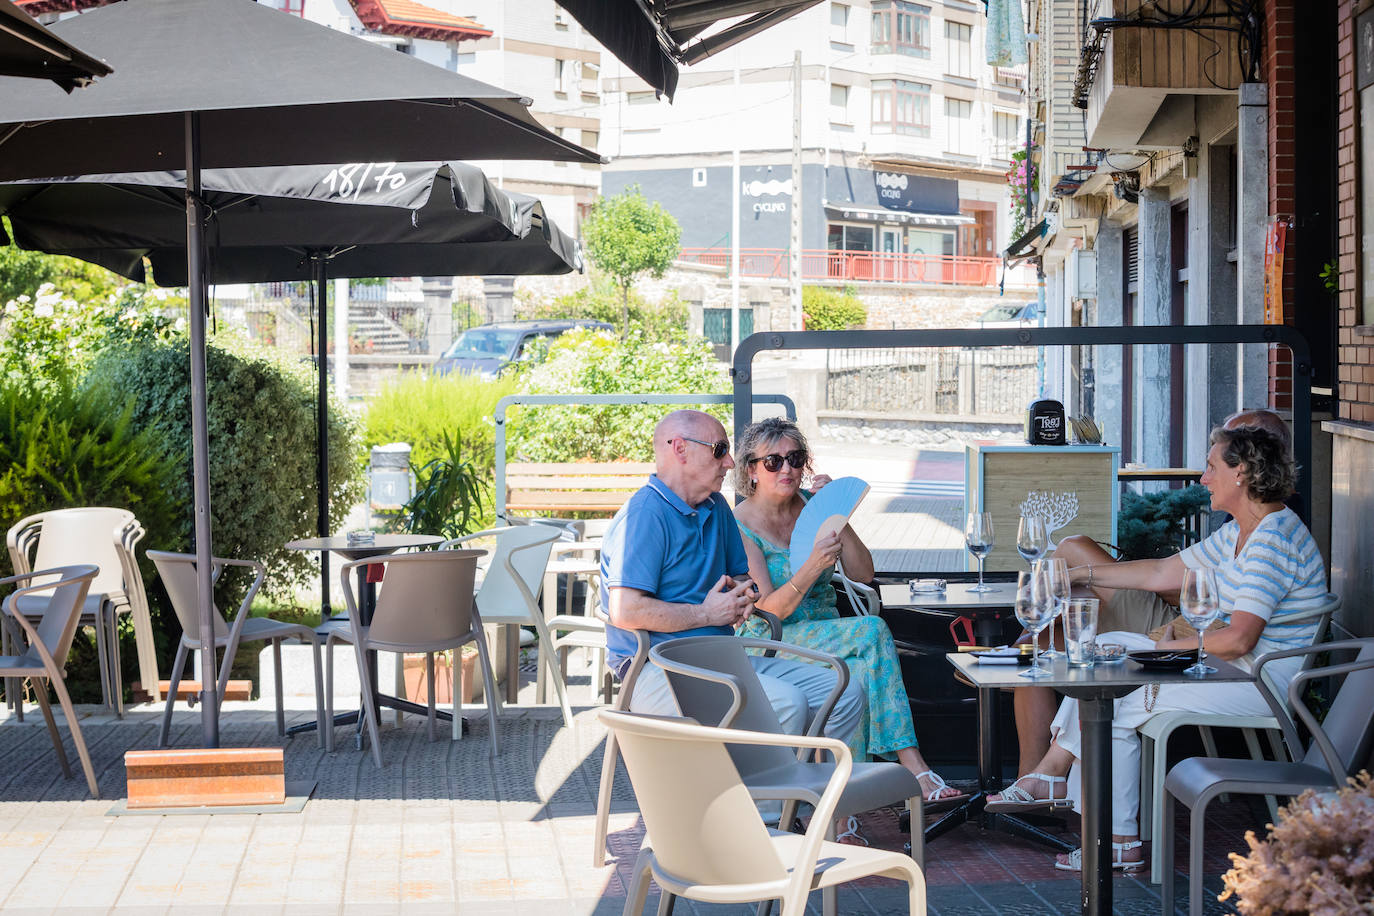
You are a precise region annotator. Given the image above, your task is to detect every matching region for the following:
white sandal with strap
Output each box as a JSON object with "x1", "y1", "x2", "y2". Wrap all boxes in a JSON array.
[
  {"x1": 913, "y1": 769, "x2": 968, "y2": 804},
  {"x1": 982, "y1": 773, "x2": 1070, "y2": 813},
  {"x1": 835, "y1": 815, "x2": 869, "y2": 846},
  {"x1": 1054, "y1": 840, "x2": 1146, "y2": 872}
]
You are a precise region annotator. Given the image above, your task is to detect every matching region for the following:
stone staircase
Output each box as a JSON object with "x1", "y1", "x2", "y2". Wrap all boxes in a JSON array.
[{"x1": 350, "y1": 307, "x2": 415, "y2": 354}]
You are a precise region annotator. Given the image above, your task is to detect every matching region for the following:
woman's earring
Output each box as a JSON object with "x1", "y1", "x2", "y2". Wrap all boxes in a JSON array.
[
  {"x1": 751, "y1": 478, "x2": 757, "y2": 486},
  {"x1": 1235, "y1": 480, "x2": 1242, "y2": 487}
]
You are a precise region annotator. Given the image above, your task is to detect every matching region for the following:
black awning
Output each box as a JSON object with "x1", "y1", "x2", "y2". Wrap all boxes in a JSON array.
[
  {"x1": 556, "y1": 0, "x2": 822, "y2": 101},
  {"x1": 1004, "y1": 218, "x2": 1047, "y2": 262}
]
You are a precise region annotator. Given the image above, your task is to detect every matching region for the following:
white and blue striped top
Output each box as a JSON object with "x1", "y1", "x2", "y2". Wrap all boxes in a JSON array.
[{"x1": 1178, "y1": 507, "x2": 1328, "y2": 685}]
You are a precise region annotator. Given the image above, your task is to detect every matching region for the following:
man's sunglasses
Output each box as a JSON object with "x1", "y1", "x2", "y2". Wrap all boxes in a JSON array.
[
  {"x1": 748, "y1": 450, "x2": 808, "y2": 473},
  {"x1": 673, "y1": 436, "x2": 731, "y2": 460}
]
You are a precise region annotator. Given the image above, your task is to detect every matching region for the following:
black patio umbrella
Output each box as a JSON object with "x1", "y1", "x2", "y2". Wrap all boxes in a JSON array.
[
  {"x1": 0, "y1": 0, "x2": 110, "y2": 91},
  {"x1": 0, "y1": 0, "x2": 597, "y2": 747},
  {"x1": 0, "y1": 159, "x2": 581, "y2": 619}
]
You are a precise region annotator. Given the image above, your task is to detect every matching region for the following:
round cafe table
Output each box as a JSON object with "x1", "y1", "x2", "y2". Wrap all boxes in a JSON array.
[{"x1": 284, "y1": 534, "x2": 445, "y2": 740}]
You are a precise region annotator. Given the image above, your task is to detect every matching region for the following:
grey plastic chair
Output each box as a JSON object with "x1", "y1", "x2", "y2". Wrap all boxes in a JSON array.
[
  {"x1": 602, "y1": 708, "x2": 927, "y2": 916},
  {"x1": 441, "y1": 526, "x2": 567, "y2": 724},
  {"x1": 0, "y1": 564, "x2": 99, "y2": 796},
  {"x1": 1160, "y1": 637, "x2": 1374, "y2": 916},
  {"x1": 149, "y1": 551, "x2": 325, "y2": 749},
  {"x1": 325, "y1": 549, "x2": 496, "y2": 767},
  {"x1": 7, "y1": 507, "x2": 158, "y2": 715},
  {"x1": 652, "y1": 634, "x2": 926, "y2": 916}
]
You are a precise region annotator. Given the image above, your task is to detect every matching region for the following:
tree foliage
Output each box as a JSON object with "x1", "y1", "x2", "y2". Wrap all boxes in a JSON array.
[
  {"x1": 581, "y1": 187, "x2": 682, "y2": 328},
  {"x1": 518, "y1": 274, "x2": 689, "y2": 341},
  {"x1": 1116, "y1": 484, "x2": 1212, "y2": 560},
  {"x1": 0, "y1": 231, "x2": 134, "y2": 307},
  {"x1": 512, "y1": 328, "x2": 729, "y2": 462},
  {"x1": 801, "y1": 286, "x2": 868, "y2": 330}
]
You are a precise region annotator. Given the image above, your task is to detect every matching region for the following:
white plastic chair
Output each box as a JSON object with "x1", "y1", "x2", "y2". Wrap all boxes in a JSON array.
[
  {"x1": 325, "y1": 549, "x2": 497, "y2": 767},
  {"x1": 602, "y1": 708, "x2": 927, "y2": 916},
  {"x1": 149, "y1": 551, "x2": 326, "y2": 749},
  {"x1": 542, "y1": 540, "x2": 610, "y2": 703},
  {"x1": 0, "y1": 564, "x2": 100, "y2": 796},
  {"x1": 7, "y1": 507, "x2": 158, "y2": 715},
  {"x1": 835, "y1": 561, "x2": 880, "y2": 616},
  {"x1": 441, "y1": 526, "x2": 569, "y2": 725},
  {"x1": 1139, "y1": 592, "x2": 1341, "y2": 884}
]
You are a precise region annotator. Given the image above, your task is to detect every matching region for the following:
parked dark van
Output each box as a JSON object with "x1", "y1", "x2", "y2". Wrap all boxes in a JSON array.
[{"x1": 433, "y1": 319, "x2": 612, "y2": 378}]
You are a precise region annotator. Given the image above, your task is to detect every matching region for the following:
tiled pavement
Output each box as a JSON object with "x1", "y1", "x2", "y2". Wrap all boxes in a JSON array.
[{"x1": 0, "y1": 690, "x2": 1259, "y2": 915}]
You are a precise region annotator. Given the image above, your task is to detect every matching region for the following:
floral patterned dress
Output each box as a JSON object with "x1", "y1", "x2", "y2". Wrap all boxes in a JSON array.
[{"x1": 736, "y1": 521, "x2": 918, "y2": 760}]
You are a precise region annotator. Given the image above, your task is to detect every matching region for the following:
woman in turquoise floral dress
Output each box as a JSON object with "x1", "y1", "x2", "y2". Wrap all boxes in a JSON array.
[{"x1": 732, "y1": 418, "x2": 964, "y2": 803}]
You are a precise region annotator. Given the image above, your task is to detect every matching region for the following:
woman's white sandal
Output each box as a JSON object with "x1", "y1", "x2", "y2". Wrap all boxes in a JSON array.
[
  {"x1": 982, "y1": 773, "x2": 1070, "y2": 813},
  {"x1": 1054, "y1": 840, "x2": 1146, "y2": 872},
  {"x1": 913, "y1": 769, "x2": 968, "y2": 805}
]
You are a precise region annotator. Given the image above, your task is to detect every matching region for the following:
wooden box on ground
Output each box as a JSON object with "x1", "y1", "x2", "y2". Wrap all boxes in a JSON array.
[
  {"x1": 964, "y1": 444, "x2": 1120, "y2": 571},
  {"x1": 125, "y1": 747, "x2": 284, "y2": 808}
]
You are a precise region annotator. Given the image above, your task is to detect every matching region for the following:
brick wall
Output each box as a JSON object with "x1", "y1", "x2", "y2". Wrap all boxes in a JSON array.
[
  {"x1": 1266, "y1": 0, "x2": 1298, "y2": 408},
  {"x1": 1337, "y1": 1, "x2": 1374, "y2": 423}
]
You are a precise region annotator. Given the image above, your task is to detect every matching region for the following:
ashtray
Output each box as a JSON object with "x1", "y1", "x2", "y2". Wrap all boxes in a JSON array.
[
  {"x1": 345, "y1": 529, "x2": 376, "y2": 547},
  {"x1": 909, "y1": 578, "x2": 947, "y2": 594},
  {"x1": 1094, "y1": 642, "x2": 1127, "y2": 664},
  {"x1": 1128, "y1": 649, "x2": 1199, "y2": 671}
]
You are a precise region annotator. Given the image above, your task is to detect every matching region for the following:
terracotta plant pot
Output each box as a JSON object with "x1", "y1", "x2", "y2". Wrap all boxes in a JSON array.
[{"x1": 402, "y1": 646, "x2": 479, "y2": 705}]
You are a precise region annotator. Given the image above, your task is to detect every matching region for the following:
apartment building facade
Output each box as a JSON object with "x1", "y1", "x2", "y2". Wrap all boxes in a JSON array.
[{"x1": 597, "y1": 1, "x2": 1026, "y2": 305}]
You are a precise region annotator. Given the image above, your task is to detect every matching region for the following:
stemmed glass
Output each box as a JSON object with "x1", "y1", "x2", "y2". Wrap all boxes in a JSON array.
[
  {"x1": 965, "y1": 512, "x2": 995, "y2": 592},
  {"x1": 1034, "y1": 557, "x2": 1070, "y2": 659},
  {"x1": 1015, "y1": 568, "x2": 1055, "y2": 678},
  {"x1": 1016, "y1": 515, "x2": 1049, "y2": 568},
  {"x1": 1179, "y1": 567, "x2": 1221, "y2": 677}
]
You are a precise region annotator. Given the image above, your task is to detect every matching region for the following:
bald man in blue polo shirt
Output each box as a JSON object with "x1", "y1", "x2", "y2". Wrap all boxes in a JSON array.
[{"x1": 600, "y1": 409, "x2": 864, "y2": 742}]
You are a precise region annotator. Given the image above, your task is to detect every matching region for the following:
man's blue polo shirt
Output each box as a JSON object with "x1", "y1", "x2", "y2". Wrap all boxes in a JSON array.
[{"x1": 600, "y1": 475, "x2": 750, "y2": 666}]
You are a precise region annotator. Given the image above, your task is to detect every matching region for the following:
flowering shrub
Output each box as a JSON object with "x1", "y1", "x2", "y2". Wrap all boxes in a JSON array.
[
  {"x1": 1007, "y1": 149, "x2": 1037, "y2": 240},
  {"x1": 0, "y1": 282, "x2": 184, "y2": 388},
  {"x1": 1220, "y1": 770, "x2": 1374, "y2": 915},
  {"x1": 511, "y1": 328, "x2": 729, "y2": 462}
]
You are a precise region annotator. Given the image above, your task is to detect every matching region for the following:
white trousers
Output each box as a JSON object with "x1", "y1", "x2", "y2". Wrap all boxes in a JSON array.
[
  {"x1": 1050, "y1": 631, "x2": 1270, "y2": 837},
  {"x1": 629, "y1": 654, "x2": 866, "y2": 743}
]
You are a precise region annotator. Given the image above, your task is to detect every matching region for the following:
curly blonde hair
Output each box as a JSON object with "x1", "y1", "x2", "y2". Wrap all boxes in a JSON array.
[
  {"x1": 732, "y1": 417, "x2": 814, "y2": 497},
  {"x1": 1209, "y1": 425, "x2": 1297, "y2": 504}
]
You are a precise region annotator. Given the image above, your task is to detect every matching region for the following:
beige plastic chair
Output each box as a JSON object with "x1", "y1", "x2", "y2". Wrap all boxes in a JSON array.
[
  {"x1": 1138, "y1": 592, "x2": 1341, "y2": 884},
  {"x1": 440, "y1": 526, "x2": 569, "y2": 725},
  {"x1": 0, "y1": 564, "x2": 100, "y2": 797},
  {"x1": 325, "y1": 549, "x2": 496, "y2": 767},
  {"x1": 7, "y1": 507, "x2": 158, "y2": 715},
  {"x1": 148, "y1": 551, "x2": 325, "y2": 749},
  {"x1": 602, "y1": 708, "x2": 927, "y2": 916}
]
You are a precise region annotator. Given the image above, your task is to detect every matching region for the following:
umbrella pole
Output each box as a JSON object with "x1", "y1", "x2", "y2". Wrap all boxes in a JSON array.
[
  {"x1": 185, "y1": 111, "x2": 219, "y2": 747},
  {"x1": 314, "y1": 255, "x2": 330, "y2": 617}
]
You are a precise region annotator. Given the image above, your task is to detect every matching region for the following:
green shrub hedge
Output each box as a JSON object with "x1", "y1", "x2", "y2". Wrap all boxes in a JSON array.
[{"x1": 801, "y1": 286, "x2": 868, "y2": 330}]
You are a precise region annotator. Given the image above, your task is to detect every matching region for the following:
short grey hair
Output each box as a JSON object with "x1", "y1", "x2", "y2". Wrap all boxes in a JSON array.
[{"x1": 732, "y1": 417, "x2": 813, "y2": 497}]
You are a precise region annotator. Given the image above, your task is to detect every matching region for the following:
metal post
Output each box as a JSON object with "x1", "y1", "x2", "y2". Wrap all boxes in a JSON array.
[
  {"x1": 184, "y1": 111, "x2": 218, "y2": 747},
  {"x1": 314, "y1": 255, "x2": 331, "y2": 617},
  {"x1": 1079, "y1": 696, "x2": 1114, "y2": 914},
  {"x1": 790, "y1": 49, "x2": 803, "y2": 331},
  {"x1": 730, "y1": 53, "x2": 741, "y2": 357}
]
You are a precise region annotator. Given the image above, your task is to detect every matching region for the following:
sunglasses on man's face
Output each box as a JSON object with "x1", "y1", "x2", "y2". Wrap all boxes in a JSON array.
[
  {"x1": 749, "y1": 449, "x2": 808, "y2": 473},
  {"x1": 674, "y1": 436, "x2": 731, "y2": 460}
]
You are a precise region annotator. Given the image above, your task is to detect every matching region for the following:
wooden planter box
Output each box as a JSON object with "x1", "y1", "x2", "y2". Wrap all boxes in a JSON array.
[{"x1": 402, "y1": 646, "x2": 479, "y2": 705}]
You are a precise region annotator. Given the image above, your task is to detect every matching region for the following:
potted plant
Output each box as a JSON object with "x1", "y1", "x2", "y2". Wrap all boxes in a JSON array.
[
  {"x1": 403, "y1": 645, "x2": 481, "y2": 705},
  {"x1": 1219, "y1": 770, "x2": 1374, "y2": 914}
]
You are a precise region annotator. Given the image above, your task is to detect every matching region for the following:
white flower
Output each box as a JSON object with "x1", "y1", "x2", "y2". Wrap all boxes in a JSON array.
[
  {"x1": 33, "y1": 302, "x2": 54, "y2": 318},
  {"x1": 4, "y1": 302, "x2": 17, "y2": 316},
  {"x1": 15, "y1": 294, "x2": 30, "y2": 304},
  {"x1": 153, "y1": 288, "x2": 169, "y2": 301},
  {"x1": 122, "y1": 308, "x2": 139, "y2": 323},
  {"x1": 35, "y1": 283, "x2": 55, "y2": 296},
  {"x1": 174, "y1": 317, "x2": 186, "y2": 332}
]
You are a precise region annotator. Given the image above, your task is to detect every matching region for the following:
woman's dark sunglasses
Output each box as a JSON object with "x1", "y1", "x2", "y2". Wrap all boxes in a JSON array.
[
  {"x1": 749, "y1": 450, "x2": 808, "y2": 473},
  {"x1": 673, "y1": 436, "x2": 731, "y2": 459}
]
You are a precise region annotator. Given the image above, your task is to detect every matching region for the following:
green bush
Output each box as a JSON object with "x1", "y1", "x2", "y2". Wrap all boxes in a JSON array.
[
  {"x1": 512, "y1": 328, "x2": 729, "y2": 462},
  {"x1": 801, "y1": 286, "x2": 867, "y2": 330},
  {"x1": 362, "y1": 370, "x2": 517, "y2": 470},
  {"x1": 1116, "y1": 484, "x2": 1212, "y2": 559},
  {"x1": 518, "y1": 276, "x2": 689, "y2": 341},
  {"x1": 86, "y1": 336, "x2": 365, "y2": 606}
]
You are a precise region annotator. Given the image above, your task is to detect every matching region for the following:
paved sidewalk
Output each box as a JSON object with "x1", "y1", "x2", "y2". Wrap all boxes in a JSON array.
[{"x1": 0, "y1": 688, "x2": 1250, "y2": 915}]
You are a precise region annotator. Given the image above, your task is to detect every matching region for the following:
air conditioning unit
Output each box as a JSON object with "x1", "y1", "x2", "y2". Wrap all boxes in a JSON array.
[{"x1": 1069, "y1": 248, "x2": 1097, "y2": 300}]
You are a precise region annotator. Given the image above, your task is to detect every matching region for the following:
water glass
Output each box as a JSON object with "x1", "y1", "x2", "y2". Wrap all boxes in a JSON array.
[
  {"x1": 1015, "y1": 569, "x2": 1054, "y2": 679},
  {"x1": 1033, "y1": 557, "x2": 1070, "y2": 658},
  {"x1": 1016, "y1": 515, "x2": 1049, "y2": 567},
  {"x1": 1064, "y1": 597, "x2": 1099, "y2": 667},
  {"x1": 966, "y1": 511, "x2": 995, "y2": 592},
  {"x1": 1180, "y1": 567, "x2": 1221, "y2": 677}
]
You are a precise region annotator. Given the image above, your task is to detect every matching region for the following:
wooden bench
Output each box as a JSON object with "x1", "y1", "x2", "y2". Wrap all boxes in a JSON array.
[{"x1": 504, "y1": 462, "x2": 655, "y2": 517}]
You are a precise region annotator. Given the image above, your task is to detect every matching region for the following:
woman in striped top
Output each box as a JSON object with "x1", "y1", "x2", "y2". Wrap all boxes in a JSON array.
[{"x1": 985, "y1": 425, "x2": 1327, "y2": 872}]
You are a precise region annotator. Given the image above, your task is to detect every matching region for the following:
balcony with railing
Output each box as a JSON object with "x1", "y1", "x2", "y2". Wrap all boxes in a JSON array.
[{"x1": 676, "y1": 248, "x2": 1037, "y2": 288}]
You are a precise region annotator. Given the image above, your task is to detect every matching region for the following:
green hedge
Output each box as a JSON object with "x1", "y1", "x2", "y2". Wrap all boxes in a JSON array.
[{"x1": 801, "y1": 286, "x2": 868, "y2": 330}]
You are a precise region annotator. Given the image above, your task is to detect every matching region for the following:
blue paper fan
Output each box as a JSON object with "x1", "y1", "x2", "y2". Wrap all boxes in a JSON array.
[{"x1": 788, "y1": 477, "x2": 870, "y2": 572}]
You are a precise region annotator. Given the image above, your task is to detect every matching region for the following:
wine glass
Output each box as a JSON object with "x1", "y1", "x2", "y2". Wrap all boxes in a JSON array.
[
  {"x1": 1015, "y1": 568, "x2": 1055, "y2": 679},
  {"x1": 1179, "y1": 567, "x2": 1221, "y2": 677},
  {"x1": 965, "y1": 512, "x2": 995, "y2": 592},
  {"x1": 1034, "y1": 557, "x2": 1070, "y2": 659},
  {"x1": 1016, "y1": 515, "x2": 1049, "y2": 568}
]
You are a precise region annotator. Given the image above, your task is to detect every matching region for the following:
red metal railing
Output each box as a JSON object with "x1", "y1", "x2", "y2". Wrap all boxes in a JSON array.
[{"x1": 677, "y1": 248, "x2": 1021, "y2": 287}]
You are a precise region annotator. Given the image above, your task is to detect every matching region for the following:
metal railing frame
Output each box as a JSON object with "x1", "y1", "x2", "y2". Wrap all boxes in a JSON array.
[
  {"x1": 731, "y1": 325, "x2": 1314, "y2": 521},
  {"x1": 493, "y1": 392, "x2": 797, "y2": 519}
]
